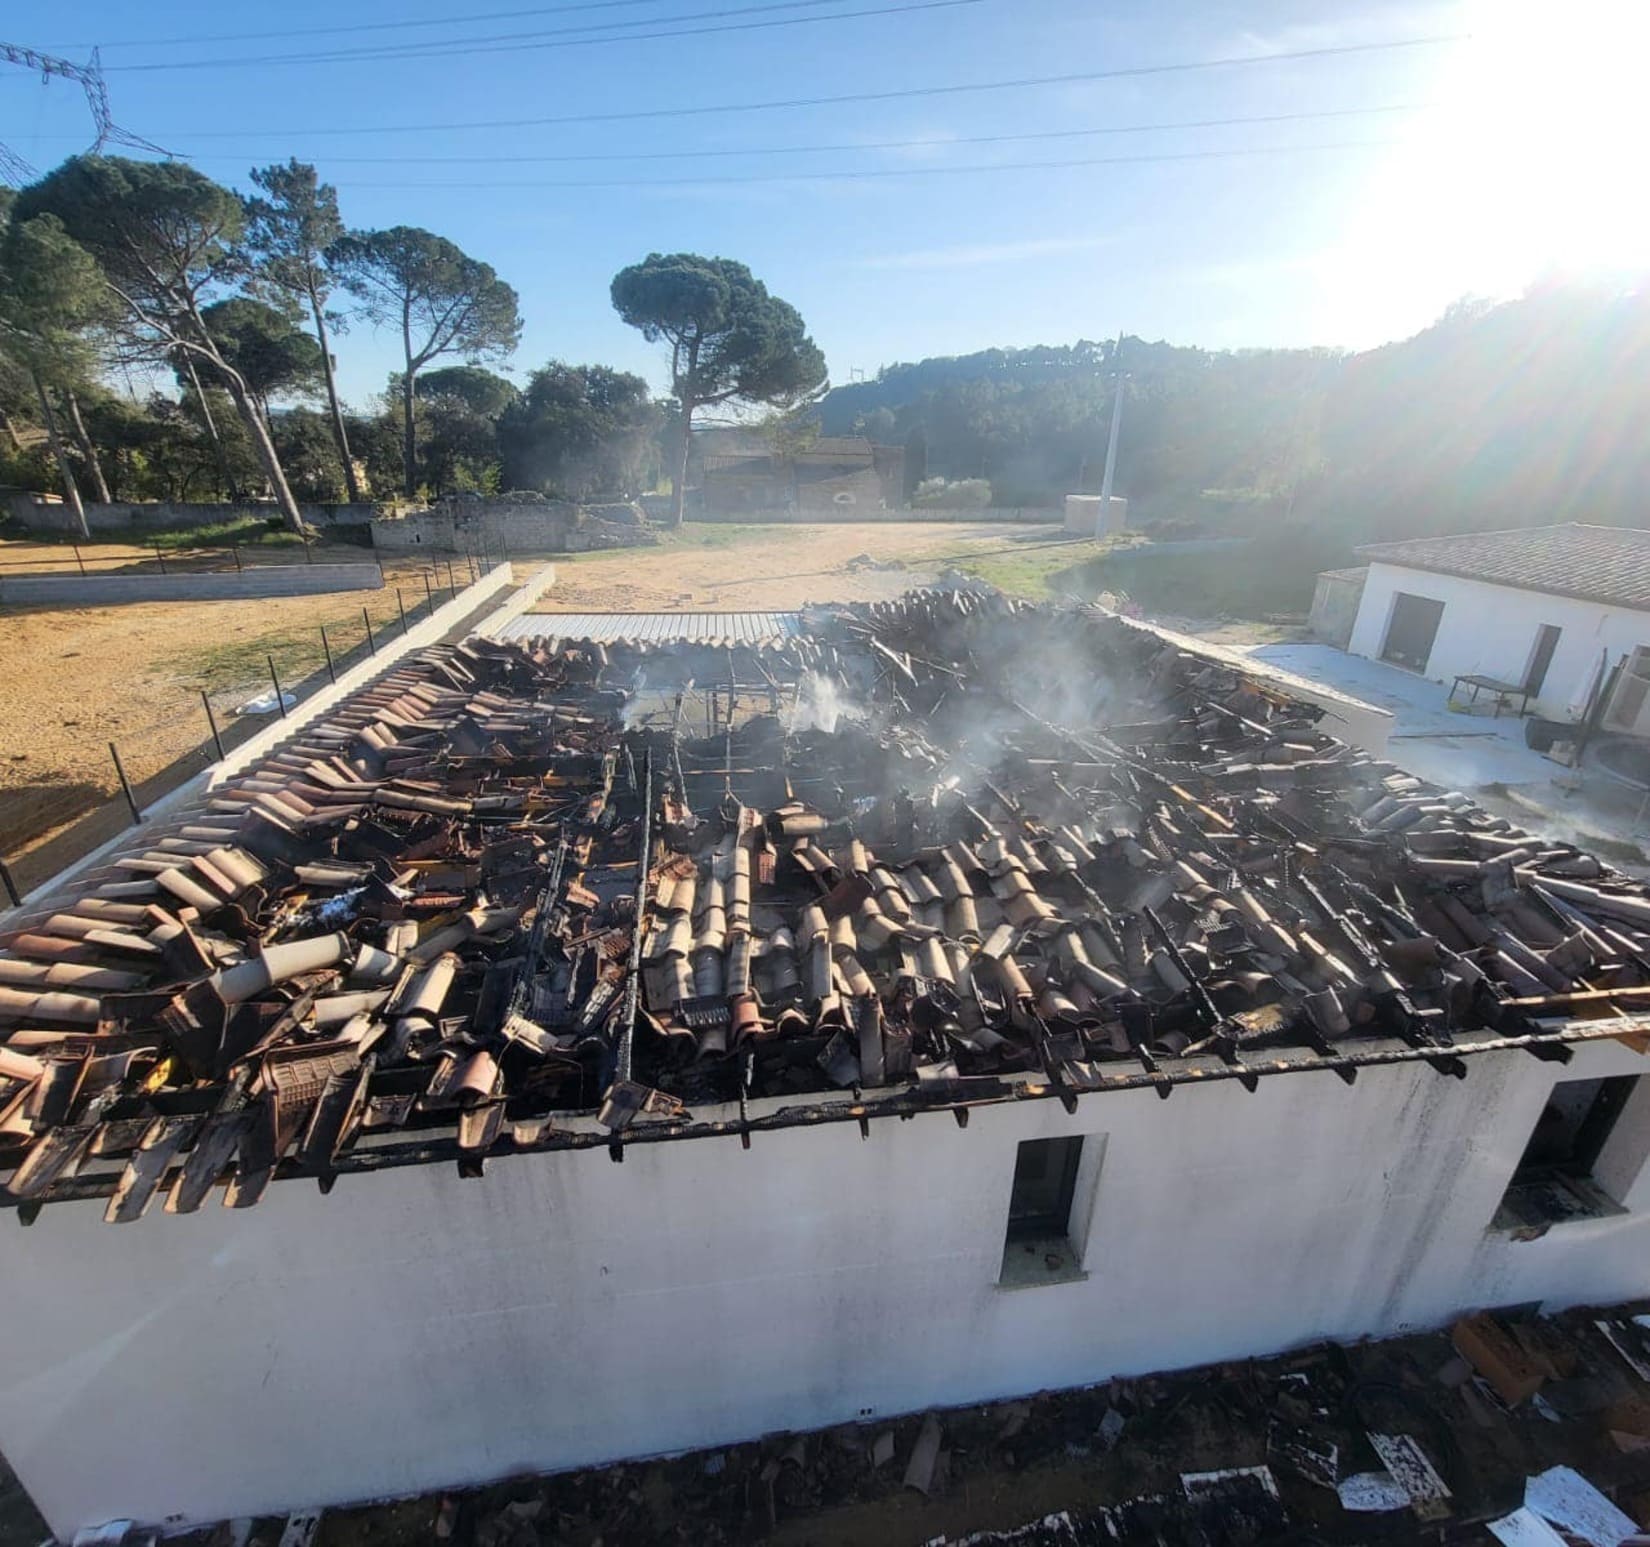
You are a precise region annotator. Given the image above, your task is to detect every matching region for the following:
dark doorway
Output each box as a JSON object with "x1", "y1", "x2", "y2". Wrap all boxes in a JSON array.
[
  {"x1": 1380, "y1": 592, "x2": 1445, "y2": 672},
  {"x1": 1525, "y1": 624, "x2": 1562, "y2": 696},
  {"x1": 1006, "y1": 1136, "x2": 1083, "y2": 1241}
]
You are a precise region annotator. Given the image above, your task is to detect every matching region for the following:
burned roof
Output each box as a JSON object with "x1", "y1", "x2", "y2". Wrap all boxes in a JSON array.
[
  {"x1": 1355, "y1": 523, "x2": 1650, "y2": 610},
  {"x1": 3, "y1": 590, "x2": 1650, "y2": 1220}
]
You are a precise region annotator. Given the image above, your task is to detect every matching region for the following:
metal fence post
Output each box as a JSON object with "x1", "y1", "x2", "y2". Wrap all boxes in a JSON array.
[
  {"x1": 109, "y1": 742, "x2": 143, "y2": 824},
  {"x1": 72, "y1": 544, "x2": 86, "y2": 577},
  {"x1": 466, "y1": 553, "x2": 477, "y2": 585},
  {"x1": 362, "y1": 607, "x2": 376, "y2": 655},
  {"x1": 320, "y1": 626, "x2": 336, "y2": 683},
  {"x1": 422, "y1": 571, "x2": 435, "y2": 613},
  {"x1": 396, "y1": 588, "x2": 409, "y2": 635},
  {"x1": 0, "y1": 857, "x2": 21, "y2": 909},
  {"x1": 302, "y1": 529, "x2": 313, "y2": 564},
  {"x1": 445, "y1": 560, "x2": 458, "y2": 597},
  {"x1": 267, "y1": 656, "x2": 288, "y2": 718},
  {"x1": 231, "y1": 543, "x2": 242, "y2": 573},
  {"x1": 201, "y1": 690, "x2": 225, "y2": 761},
  {"x1": 152, "y1": 542, "x2": 167, "y2": 575}
]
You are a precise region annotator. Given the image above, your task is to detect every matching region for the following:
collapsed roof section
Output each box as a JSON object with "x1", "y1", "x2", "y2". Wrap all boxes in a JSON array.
[{"x1": 2, "y1": 591, "x2": 1649, "y2": 1220}]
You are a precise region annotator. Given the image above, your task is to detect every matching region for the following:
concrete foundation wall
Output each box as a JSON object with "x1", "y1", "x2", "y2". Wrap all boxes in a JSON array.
[
  {"x1": 1348, "y1": 562, "x2": 1650, "y2": 719},
  {"x1": 8, "y1": 496, "x2": 377, "y2": 535},
  {"x1": 3, "y1": 1037, "x2": 1648, "y2": 1539},
  {"x1": 0, "y1": 563, "x2": 384, "y2": 608}
]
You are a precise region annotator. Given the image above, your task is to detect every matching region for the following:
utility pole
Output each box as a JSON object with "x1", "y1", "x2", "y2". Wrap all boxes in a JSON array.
[{"x1": 1096, "y1": 331, "x2": 1125, "y2": 540}]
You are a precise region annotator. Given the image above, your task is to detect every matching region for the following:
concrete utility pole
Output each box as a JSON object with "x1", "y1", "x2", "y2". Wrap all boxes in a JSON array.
[{"x1": 1096, "y1": 331, "x2": 1124, "y2": 540}]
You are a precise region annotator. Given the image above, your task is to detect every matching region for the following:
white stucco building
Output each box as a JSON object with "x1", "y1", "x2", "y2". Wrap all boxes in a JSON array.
[
  {"x1": 5, "y1": 582, "x2": 1650, "y2": 1543},
  {"x1": 6, "y1": 1041, "x2": 1650, "y2": 1538},
  {"x1": 1346, "y1": 524, "x2": 1650, "y2": 727}
]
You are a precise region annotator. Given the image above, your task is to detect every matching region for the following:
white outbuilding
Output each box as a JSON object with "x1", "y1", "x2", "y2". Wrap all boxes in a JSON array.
[{"x1": 1347, "y1": 524, "x2": 1650, "y2": 728}]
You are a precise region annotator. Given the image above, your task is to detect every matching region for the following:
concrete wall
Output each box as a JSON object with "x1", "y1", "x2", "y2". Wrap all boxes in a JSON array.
[
  {"x1": 8, "y1": 496, "x2": 377, "y2": 536},
  {"x1": 370, "y1": 504, "x2": 654, "y2": 556},
  {"x1": 1348, "y1": 562, "x2": 1650, "y2": 718},
  {"x1": 3, "y1": 1037, "x2": 1649, "y2": 1539},
  {"x1": 1063, "y1": 495, "x2": 1127, "y2": 536},
  {"x1": 0, "y1": 563, "x2": 383, "y2": 608},
  {"x1": 1309, "y1": 567, "x2": 1368, "y2": 649}
]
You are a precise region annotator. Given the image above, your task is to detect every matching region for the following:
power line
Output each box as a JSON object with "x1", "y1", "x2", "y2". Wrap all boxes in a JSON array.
[
  {"x1": 94, "y1": 33, "x2": 1471, "y2": 135},
  {"x1": 178, "y1": 102, "x2": 1431, "y2": 164},
  {"x1": 328, "y1": 136, "x2": 1404, "y2": 190},
  {"x1": 38, "y1": 0, "x2": 725, "y2": 52},
  {"x1": 104, "y1": 0, "x2": 874, "y2": 68},
  {"x1": 102, "y1": 0, "x2": 985, "y2": 73}
]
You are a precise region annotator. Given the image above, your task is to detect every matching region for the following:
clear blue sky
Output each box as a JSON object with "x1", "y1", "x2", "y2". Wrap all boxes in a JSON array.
[{"x1": 2, "y1": 0, "x2": 1643, "y2": 406}]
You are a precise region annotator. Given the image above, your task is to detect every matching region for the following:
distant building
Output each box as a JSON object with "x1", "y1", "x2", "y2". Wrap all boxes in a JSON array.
[
  {"x1": 1343, "y1": 524, "x2": 1650, "y2": 724},
  {"x1": 692, "y1": 429, "x2": 904, "y2": 515}
]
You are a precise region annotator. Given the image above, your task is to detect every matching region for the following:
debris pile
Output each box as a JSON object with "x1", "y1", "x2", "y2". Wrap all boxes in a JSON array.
[
  {"x1": 633, "y1": 591, "x2": 1650, "y2": 1114},
  {"x1": 0, "y1": 637, "x2": 647, "y2": 1217},
  {"x1": 6, "y1": 588, "x2": 1650, "y2": 1217}
]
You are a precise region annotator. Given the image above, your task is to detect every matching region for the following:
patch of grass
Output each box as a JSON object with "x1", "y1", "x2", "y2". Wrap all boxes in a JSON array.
[
  {"x1": 1067, "y1": 540, "x2": 1335, "y2": 621},
  {"x1": 149, "y1": 516, "x2": 305, "y2": 550},
  {"x1": 157, "y1": 597, "x2": 404, "y2": 692},
  {"x1": 930, "y1": 534, "x2": 1124, "y2": 600},
  {"x1": 165, "y1": 624, "x2": 334, "y2": 689},
  {"x1": 667, "y1": 523, "x2": 782, "y2": 549},
  {"x1": 74, "y1": 515, "x2": 308, "y2": 551},
  {"x1": 950, "y1": 548, "x2": 1094, "y2": 599}
]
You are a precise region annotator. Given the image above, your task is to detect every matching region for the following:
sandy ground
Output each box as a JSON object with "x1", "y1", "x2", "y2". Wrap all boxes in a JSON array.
[
  {"x1": 533, "y1": 521, "x2": 1068, "y2": 612},
  {"x1": 0, "y1": 546, "x2": 474, "y2": 859}
]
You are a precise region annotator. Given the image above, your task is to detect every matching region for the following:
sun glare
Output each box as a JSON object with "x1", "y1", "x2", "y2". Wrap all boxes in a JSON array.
[
  {"x1": 1313, "y1": 0, "x2": 1650, "y2": 342},
  {"x1": 1441, "y1": 0, "x2": 1650, "y2": 275}
]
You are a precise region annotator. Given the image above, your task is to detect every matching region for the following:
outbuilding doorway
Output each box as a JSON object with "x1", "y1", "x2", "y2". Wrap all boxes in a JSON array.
[{"x1": 1380, "y1": 592, "x2": 1444, "y2": 672}]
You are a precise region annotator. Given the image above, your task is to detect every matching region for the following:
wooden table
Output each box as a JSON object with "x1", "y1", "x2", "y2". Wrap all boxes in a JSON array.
[{"x1": 1450, "y1": 673, "x2": 1533, "y2": 718}]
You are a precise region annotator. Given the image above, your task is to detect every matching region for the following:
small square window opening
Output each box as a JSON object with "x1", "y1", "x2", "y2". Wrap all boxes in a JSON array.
[{"x1": 1495, "y1": 1076, "x2": 1639, "y2": 1231}]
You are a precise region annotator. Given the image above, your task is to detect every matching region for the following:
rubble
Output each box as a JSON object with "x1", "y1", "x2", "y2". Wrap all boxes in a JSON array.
[{"x1": 6, "y1": 588, "x2": 1650, "y2": 1217}]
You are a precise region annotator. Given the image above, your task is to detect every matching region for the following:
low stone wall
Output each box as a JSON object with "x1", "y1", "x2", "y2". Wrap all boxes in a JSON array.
[
  {"x1": 0, "y1": 562, "x2": 384, "y2": 608},
  {"x1": 8, "y1": 495, "x2": 378, "y2": 536},
  {"x1": 371, "y1": 501, "x2": 657, "y2": 555}
]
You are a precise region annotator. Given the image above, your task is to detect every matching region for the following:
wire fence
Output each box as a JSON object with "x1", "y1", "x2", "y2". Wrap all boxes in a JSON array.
[
  {"x1": 0, "y1": 552, "x2": 499, "y2": 905},
  {"x1": 0, "y1": 530, "x2": 367, "y2": 577}
]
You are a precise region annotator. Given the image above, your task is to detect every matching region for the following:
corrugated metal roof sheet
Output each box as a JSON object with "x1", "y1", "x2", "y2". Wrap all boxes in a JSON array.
[{"x1": 499, "y1": 611, "x2": 803, "y2": 645}]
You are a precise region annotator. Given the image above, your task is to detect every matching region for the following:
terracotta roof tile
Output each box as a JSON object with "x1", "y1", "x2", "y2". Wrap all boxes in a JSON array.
[{"x1": 1355, "y1": 524, "x2": 1650, "y2": 610}]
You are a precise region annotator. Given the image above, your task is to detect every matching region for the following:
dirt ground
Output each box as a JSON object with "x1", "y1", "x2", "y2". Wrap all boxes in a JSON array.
[
  {"x1": 530, "y1": 521, "x2": 1070, "y2": 613},
  {"x1": 0, "y1": 546, "x2": 476, "y2": 863}
]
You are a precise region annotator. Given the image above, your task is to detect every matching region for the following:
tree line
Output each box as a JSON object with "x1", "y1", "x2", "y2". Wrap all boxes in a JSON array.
[
  {"x1": 820, "y1": 280, "x2": 1650, "y2": 551},
  {"x1": 0, "y1": 155, "x2": 828, "y2": 535}
]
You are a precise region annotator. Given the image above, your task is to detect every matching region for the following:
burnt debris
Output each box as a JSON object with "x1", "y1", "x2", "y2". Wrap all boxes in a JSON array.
[{"x1": 3, "y1": 589, "x2": 1649, "y2": 1218}]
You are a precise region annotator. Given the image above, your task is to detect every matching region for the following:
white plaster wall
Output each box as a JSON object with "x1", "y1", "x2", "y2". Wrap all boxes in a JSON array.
[
  {"x1": 3, "y1": 1039, "x2": 1650, "y2": 1538},
  {"x1": 1348, "y1": 563, "x2": 1650, "y2": 719}
]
